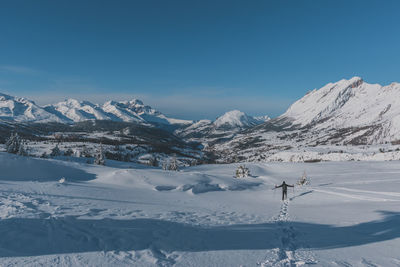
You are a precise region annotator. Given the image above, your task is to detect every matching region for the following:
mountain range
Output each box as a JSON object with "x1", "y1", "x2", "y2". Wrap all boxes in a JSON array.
[
  {"x1": 207, "y1": 77, "x2": 400, "y2": 162},
  {"x1": 2, "y1": 76, "x2": 400, "y2": 163},
  {"x1": 0, "y1": 93, "x2": 270, "y2": 135}
]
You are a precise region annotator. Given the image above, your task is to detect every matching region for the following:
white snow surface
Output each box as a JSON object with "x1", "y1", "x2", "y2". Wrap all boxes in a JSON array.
[{"x1": 1, "y1": 152, "x2": 399, "y2": 266}]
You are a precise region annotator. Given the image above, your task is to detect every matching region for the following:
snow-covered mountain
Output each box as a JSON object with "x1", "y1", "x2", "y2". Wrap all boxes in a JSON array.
[
  {"x1": 0, "y1": 93, "x2": 63, "y2": 123},
  {"x1": 209, "y1": 77, "x2": 400, "y2": 163},
  {"x1": 278, "y1": 76, "x2": 400, "y2": 142},
  {"x1": 214, "y1": 110, "x2": 269, "y2": 129},
  {"x1": 44, "y1": 99, "x2": 112, "y2": 122},
  {"x1": 102, "y1": 99, "x2": 191, "y2": 125},
  {"x1": 175, "y1": 110, "x2": 270, "y2": 141},
  {"x1": 0, "y1": 93, "x2": 192, "y2": 126}
]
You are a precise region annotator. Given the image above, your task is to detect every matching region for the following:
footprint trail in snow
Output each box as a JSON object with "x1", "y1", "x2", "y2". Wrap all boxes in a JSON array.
[{"x1": 259, "y1": 200, "x2": 317, "y2": 267}]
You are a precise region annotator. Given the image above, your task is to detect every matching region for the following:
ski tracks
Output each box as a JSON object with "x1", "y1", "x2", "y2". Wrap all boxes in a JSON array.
[{"x1": 259, "y1": 200, "x2": 317, "y2": 267}]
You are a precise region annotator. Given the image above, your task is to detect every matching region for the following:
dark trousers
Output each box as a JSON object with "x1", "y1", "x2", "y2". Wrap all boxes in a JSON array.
[{"x1": 282, "y1": 190, "x2": 287, "y2": 200}]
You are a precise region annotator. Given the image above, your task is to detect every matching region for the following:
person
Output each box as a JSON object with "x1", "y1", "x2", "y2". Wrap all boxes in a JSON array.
[{"x1": 275, "y1": 181, "x2": 294, "y2": 201}]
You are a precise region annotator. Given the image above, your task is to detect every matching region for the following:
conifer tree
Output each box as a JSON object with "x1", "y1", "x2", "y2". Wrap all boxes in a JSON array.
[
  {"x1": 5, "y1": 132, "x2": 22, "y2": 154},
  {"x1": 94, "y1": 144, "x2": 106, "y2": 165}
]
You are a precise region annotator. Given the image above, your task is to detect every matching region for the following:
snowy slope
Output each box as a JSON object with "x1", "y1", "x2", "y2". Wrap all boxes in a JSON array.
[{"x1": 0, "y1": 152, "x2": 399, "y2": 266}]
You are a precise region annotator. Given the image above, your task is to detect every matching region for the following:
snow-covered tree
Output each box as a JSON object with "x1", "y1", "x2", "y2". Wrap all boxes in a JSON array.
[
  {"x1": 94, "y1": 144, "x2": 106, "y2": 165},
  {"x1": 148, "y1": 155, "x2": 158, "y2": 167},
  {"x1": 81, "y1": 145, "x2": 91, "y2": 158},
  {"x1": 5, "y1": 132, "x2": 22, "y2": 154},
  {"x1": 17, "y1": 142, "x2": 27, "y2": 156},
  {"x1": 123, "y1": 153, "x2": 131, "y2": 162},
  {"x1": 50, "y1": 144, "x2": 62, "y2": 157},
  {"x1": 162, "y1": 159, "x2": 169, "y2": 170},
  {"x1": 162, "y1": 156, "x2": 179, "y2": 171},
  {"x1": 64, "y1": 148, "x2": 74, "y2": 156},
  {"x1": 297, "y1": 171, "x2": 311, "y2": 186},
  {"x1": 169, "y1": 156, "x2": 179, "y2": 171},
  {"x1": 235, "y1": 165, "x2": 250, "y2": 178}
]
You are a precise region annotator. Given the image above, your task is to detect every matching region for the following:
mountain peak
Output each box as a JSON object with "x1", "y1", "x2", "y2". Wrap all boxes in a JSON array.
[
  {"x1": 214, "y1": 110, "x2": 264, "y2": 128},
  {"x1": 347, "y1": 76, "x2": 363, "y2": 88}
]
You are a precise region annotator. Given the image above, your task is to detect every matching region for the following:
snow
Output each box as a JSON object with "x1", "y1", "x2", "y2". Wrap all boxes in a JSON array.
[
  {"x1": 0, "y1": 93, "x2": 63, "y2": 123},
  {"x1": 281, "y1": 76, "x2": 400, "y2": 142},
  {"x1": 0, "y1": 92, "x2": 192, "y2": 126},
  {"x1": 214, "y1": 110, "x2": 267, "y2": 128},
  {"x1": 0, "y1": 152, "x2": 399, "y2": 266}
]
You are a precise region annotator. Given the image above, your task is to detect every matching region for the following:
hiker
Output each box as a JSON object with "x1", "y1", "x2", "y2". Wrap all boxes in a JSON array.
[{"x1": 275, "y1": 181, "x2": 294, "y2": 200}]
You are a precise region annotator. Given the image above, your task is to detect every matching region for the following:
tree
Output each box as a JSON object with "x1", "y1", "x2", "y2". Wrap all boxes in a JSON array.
[
  {"x1": 162, "y1": 159, "x2": 169, "y2": 170},
  {"x1": 169, "y1": 156, "x2": 179, "y2": 171},
  {"x1": 94, "y1": 144, "x2": 106, "y2": 165},
  {"x1": 50, "y1": 144, "x2": 62, "y2": 157},
  {"x1": 124, "y1": 153, "x2": 131, "y2": 162},
  {"x1": 162, "y1": 156, "x2": 179, "y2": 171},
  {"x1": 148, "y1": 155, "x2": 158, "y2": 167},
  {"x1": 235, "y1": 165, "x2": 250, "y2": 178},
  {"x1": 81, "y1": 145, "x2": 91, "y2": 158},
  {"x1": 17, "y1": 142, "x2": 27, "y2": 156},
  {"x1": 64, "y1": 148, "x2": 74, "y2": 156},
  {"x1": 297, "y1": 171, "x2": 311, "y2": 186},
  {"x1": 5, "y1": 132, "x2": 22, "y2": 154}
]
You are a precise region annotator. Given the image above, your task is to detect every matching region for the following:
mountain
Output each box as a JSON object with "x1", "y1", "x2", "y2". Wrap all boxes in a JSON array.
[
  {"x1": 4, "y1": 76, "x2": 400, "y2": 164},
  {"x1": 209, "y1": 77, "x2": 400, "y2": 162},
  {"x1": 0, "y1": 93, "x2": 192, "y2": 127},
  {"x1": 214, "y1": 110, "x2": 269, "y2": 129},
  {"x1": 277, "y1": 76, "x2": 400, "y2": 143},
  {"x1": 101, "y1": 99, "x2": 192, "y2": 125},
  {"x1": 175, "y1": 110, "x2": 270, "y2": 142},
  {"x1": 0, "y1": 93, "x2": 63, "y2": 123},
  {"x1": 44, "y1": 99, "x2": 112, "y2": 122}
]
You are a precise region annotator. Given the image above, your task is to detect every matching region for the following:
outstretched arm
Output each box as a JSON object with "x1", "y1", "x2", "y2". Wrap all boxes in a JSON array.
[
  {"x1": 288, "y1": 184, "x2": 294, "y2": 187},
  {"x1": 275, "y1": 184, "x2": 283, "y2": 188}
]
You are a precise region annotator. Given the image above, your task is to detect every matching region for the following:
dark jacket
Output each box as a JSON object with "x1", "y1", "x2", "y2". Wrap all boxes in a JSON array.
[{"x1": 275, "y1": 182, "x2": 294, "y2": 192}]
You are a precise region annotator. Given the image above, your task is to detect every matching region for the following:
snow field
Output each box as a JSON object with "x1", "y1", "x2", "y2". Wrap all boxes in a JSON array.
[{"x1": 0, "y1": 153, "x2": 399, "y2": 266}]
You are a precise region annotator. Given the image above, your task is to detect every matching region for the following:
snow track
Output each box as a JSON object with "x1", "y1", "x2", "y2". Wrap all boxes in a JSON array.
[{"x1": 260, "y1": 200, "x2": 317, "y2": 267}]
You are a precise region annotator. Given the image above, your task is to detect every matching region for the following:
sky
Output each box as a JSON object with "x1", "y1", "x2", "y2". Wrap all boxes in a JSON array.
[{"x1": 1, "y1": 0, "x2": 400, "y2": 120}]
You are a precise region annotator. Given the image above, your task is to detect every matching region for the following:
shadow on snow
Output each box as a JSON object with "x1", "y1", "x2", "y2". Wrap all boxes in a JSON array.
[
  {"x1": 0, "y1": 153, "x2": 96, "y2": 182},
  {"x1": 0, "y1": 211, "x2": 399, "y2": 257}
]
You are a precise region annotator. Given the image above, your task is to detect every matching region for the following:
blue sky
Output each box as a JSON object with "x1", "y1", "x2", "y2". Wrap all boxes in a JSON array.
[{"x1": 1, "y1": 0, "x2": 400, "y2": 120}]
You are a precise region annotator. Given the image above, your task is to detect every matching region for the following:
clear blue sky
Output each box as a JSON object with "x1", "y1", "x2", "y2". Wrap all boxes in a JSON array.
[{"x1": 1, "y1": 0, "x2": 399, "y2": 120}]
